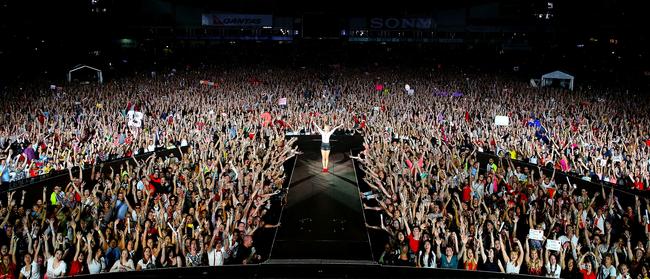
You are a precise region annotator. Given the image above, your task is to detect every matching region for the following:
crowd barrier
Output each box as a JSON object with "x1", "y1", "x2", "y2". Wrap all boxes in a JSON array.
[
  {"x1": 4, "y1": 137, "x2": 645, "y2": 223},
  {"x1": 2, "y1": 131, "x2": 361, "y2": 195},
  {"x1": 69, "y1": 262, "x2": 544, "y2": 279},
  {"x1": 477, "y1": 152, "x2": 645, "y2": 194},
  {"x1": 0, "y1": 147, "x2": 187, "y2": 201}
]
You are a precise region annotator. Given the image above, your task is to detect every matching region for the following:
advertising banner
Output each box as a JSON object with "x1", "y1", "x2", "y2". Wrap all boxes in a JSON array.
[
  {"x1": 368, "y1": 17, "x2": 433, "y2": 29},
  {"x1": 201, "y1": 13, "x2": 272, "y2": 27}
]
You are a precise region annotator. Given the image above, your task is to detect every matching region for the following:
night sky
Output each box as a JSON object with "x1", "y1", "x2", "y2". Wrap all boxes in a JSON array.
[{"x1": 0, "y1": 0, "x2": 647, "y2": 84}]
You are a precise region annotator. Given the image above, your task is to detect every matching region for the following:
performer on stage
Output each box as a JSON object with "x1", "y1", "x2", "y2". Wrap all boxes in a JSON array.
[{"x1": 313, "y1": 122, "x2": 343, "y2": 173}]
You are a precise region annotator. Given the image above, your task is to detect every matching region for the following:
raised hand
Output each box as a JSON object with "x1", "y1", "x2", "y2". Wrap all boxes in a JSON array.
[{"x1": 461, "y1": 234, "x2": 469, "y2": 244}]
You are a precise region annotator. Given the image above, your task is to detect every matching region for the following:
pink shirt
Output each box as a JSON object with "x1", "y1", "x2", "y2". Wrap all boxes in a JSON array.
[{"x1": 559, "y1": 158, "x2": 570, "y2": 172}]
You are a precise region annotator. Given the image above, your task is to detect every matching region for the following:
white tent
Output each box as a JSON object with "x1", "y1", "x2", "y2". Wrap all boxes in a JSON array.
[
  {"x1": 541, "y1": 70, "x2": 574, "y2": 90},
  {"x1": 68, "y1": 64, "x2": 103, "y2": 84}
]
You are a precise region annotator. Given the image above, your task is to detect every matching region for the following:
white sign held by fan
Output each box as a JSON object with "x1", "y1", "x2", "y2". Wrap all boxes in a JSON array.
[
  {"x1": 546, "y1": 239, "x2": 561, "y2": 251},
  {"x1": 405, "y1": 84, "x2": 414, "y2": 95},
  {"x1": 529, "y1": 229, "x2": 544, "y2": 241},
  {"x1": 127, "y1": 110, "x2": 144, "y2": 128},
  {"x1": 495, "y1": 115, "x2": 510, "y2": 126}
]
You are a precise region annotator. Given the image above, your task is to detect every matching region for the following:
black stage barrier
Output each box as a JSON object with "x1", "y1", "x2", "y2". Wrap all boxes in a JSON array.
[
  {"x1": 70, "y1": 262, "x2": 544, "y2": 279},
  {"x1": 0, "y1": 147, "x2": 189, "y2": 205}
]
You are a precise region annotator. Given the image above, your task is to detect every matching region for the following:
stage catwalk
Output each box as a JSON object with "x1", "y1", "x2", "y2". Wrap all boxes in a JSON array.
[{"x1": 268, "y1": 151, "x2": 373, "y2": 262}]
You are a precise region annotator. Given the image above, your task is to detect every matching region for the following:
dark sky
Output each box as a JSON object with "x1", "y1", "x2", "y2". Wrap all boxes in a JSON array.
[
  {"x1": 0, "y1": 0, "x2": 647, "y2": 83},
  {"x1": 0, "y1": 0, "x2": 645, "y2": 33}
]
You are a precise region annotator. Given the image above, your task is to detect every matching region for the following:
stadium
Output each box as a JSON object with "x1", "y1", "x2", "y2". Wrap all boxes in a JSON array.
[{"x1": 0, "y1": 0, "x2": 649, "y2": 278}]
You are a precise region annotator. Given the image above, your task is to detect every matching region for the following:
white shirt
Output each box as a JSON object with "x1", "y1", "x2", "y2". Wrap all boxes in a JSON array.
[
  {"x1": 471, "y1": 182, "x2": 485, "y2": 198},
  {"x1": 594, "y1": 214, "x2": 605, "y2": 232},
  {"x1": 20, "y1": 262, "x2": 41, "y2": 279},
  {"x1": 598, "y1": 265, "x2": 616, "y2": 279},
  {"x1": 541, "y1": 181, "x2": 555, "y2": 189},
  {"x1": 207, "y1": 247, "x2": 227, "y2": 266},
  {"x1": 46, "y1": 257, "x2": 67, "y2": 278},
  {"x1": 506, "y1": 261, "x2": 521, "y2": 274},
  {"x1": 317, "y1": 127, "x2": 336, "y2": 144},
  {"x1": 601, "y1": 265, "x2": 617, "y2": 279},
  {"x1": 546, "y1": 263, "x2": 561, "y2": 278},
  {"x1": 137, "y1": 256, "x2": 156, "y2": 270},
  {"x1": 89, "y1": 258, "x2": 105, "y2": 274},
  {"x1": 420, "y1": 251, "x2": 436, "y2": 268},
  {"x1": 110, "y1": 259, "x2": 135, "y2": 272}
]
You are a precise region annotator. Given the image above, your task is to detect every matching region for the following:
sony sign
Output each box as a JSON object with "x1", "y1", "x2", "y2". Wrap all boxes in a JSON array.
[{"x1": 369, "y1": 17, "x2": 433, "y2": 29}]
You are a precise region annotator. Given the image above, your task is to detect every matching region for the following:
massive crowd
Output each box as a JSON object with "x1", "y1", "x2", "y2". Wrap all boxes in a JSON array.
[{"x1": 0, "y1": 64, "x2": 648, "y2": 278}]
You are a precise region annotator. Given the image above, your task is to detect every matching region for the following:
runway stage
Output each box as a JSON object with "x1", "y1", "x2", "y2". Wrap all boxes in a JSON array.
[{"x1": 268, "y1": 151, "x2": 373, "y2": 262}]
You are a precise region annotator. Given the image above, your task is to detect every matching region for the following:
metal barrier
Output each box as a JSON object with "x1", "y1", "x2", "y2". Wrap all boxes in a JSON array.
[{"x1": 0, "y1": 147, "x2": 187, "y2": 205}]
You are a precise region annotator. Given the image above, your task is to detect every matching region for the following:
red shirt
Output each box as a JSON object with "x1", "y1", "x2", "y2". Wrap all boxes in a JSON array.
[
  {"x1": 146, "y1": 183, "x2": 156, "y2": 194},
  {"x1": 635, "y1": 181, "x2": 644, "y2": 191},
  {"x1": 518, "y1": 191, "x2": 528, "y2": 202},
  {"x1": 149, "y1": 175, "x2": 161, "y2": 185},
  {"x1": 69, "y1": 260, "x2": 87, "y2": 276},
  {"x1": 580, "y1": 269, "x2": 596, "y2": 279},
  {"x1": 274, "y1": 119, "x2": 288, "y2": 128},
  {"x1": 0, "y1": 263, "x2": 16, "y2": 279},
  {"x1": 462, "y1": 185, "x2": 472, "y2": 203},
  {"x1": 407, "y1": 233, "x2": 420, "y2": 253}
]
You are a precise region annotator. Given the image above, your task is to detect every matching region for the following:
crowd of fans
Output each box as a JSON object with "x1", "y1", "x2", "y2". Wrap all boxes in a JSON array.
[{"x1": 0, "y1": 64, "x2": 649, "y2": 278}]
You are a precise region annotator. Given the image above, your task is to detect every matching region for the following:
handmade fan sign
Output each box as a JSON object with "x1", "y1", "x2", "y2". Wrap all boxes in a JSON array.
[
  {"x1": 127, "y1": 110, "x2": 144, "y2": 128},
  {"x1": 199, "y1": 80, "x2": 219, "y2": 88},
  {"x1": 495, "y1": 115, "x2": 510, "y2": 126}
]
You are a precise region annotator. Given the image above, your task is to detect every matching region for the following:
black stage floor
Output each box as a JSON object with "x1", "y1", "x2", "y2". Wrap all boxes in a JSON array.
[{"x1": 269, "y1": 151, "x2": 374, "y2": 262}]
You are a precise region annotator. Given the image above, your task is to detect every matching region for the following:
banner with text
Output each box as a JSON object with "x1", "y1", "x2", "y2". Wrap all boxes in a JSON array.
[
  {"x1": 368, "y1": 17, "x2": 434, "y2": 30},
  {"x1": 201, "y1": 13, "x2": 272, "y2": 27}
]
